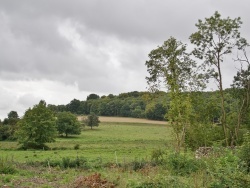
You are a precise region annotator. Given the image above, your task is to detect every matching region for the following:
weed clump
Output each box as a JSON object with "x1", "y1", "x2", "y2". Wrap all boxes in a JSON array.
[
  {"x1": 151, "y1": 148, "x2": 166, "y2": 165},
  {"x1": 0, "y1": 157, "x2": 16, "y2": 174},
  {"x1": 166, "y1": 152, "x2": 204, "y2": 176},
  {"x1": 44, "y1": 156, "x2": 90, "y2": 169},
  {"x1": 127, "y1": 175, "x2": 189, "y2": 188},
  {"x1": 74, "y1": 144, "x2": 80, "y2": 150}
]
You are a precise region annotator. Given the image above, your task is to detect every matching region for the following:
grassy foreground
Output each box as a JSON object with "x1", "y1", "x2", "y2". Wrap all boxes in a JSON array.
[
  {"x1": 2, "y1": 118, "x2": 248, "y2": 187},
  {"x1": 0, "y1": 118, "x2": 176, "y2": 187}
]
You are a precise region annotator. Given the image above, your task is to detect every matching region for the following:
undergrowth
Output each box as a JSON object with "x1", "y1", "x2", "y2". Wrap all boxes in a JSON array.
[{"x1": 0, "y1": 156, "x2": 16, "y2": 174}]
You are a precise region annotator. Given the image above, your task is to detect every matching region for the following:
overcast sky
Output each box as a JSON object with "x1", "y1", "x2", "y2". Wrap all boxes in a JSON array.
[{"x1": 0, "y1": 0, "x2": 249, "y2": 119}]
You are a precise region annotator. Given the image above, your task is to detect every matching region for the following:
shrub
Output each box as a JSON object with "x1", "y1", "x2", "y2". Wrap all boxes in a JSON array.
[
  {"x1": 185, "y1": 124, "x2": 224, "y2": 150},
  {"x1": 151, "y1": 148, "x2": 166, "y2": 165},
  {"x1": 74, "y1": 144, "x2": 80, "y2": 150},
  {"x1": 166, "y1": 153, "x2": 204, "y2": 176},
  {"x1": 19, "y1": 142, "x2": 50, "y2": 150},
  {"x1": 238, "y1": 131, "x2": 250, "y2": 172},
  {"x1": 205, "y1": 150, "x2": 250, "y2": 188}
]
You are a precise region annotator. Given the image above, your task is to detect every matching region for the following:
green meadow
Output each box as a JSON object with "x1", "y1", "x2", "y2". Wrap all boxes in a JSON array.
[
  {"x1": 0, "y1": 122, "x2": 171, "y2": 163},
  {"x1": 1, "y1": 120, "x2": 177, "y2": 187},
  {"x1": 1, "y1": 119, "x2": 249, "y2": 187}
]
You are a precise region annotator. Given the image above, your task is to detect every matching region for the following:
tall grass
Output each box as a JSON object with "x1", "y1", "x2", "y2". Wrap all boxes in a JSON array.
[{"x1": 0, "y1": 156, "x2": 16, "y2": 174}]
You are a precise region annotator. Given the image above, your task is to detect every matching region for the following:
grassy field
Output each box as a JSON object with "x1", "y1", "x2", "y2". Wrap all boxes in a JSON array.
[
  {"x1": 0, "y1": 117, "x2": 176, "y2": 187},
  {"x1": 78, "y1": 116, "x2": 167, "y2": 124}
]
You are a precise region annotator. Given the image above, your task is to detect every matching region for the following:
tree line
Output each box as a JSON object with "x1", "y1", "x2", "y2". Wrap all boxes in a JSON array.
[{"x1": 47, "y1": 91, "x2": 169, "y2": 121}]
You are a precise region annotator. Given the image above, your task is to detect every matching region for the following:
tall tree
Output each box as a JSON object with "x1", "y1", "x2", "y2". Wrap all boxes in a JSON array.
[
  {"x1": 16, "y1": 100, "x2": 57, "y2": 149},
  {"x1": 67, "y1": 99, "x2": 81, "y2": 114},
  {"x1": 190, "y1": 11, "x2": 248, "y2": 146},
  {"x1": 145, "y1": 37, "x2": 199, "y2": 152},
  {"x1": 1, "y1": 111, "x2": 20, "y2": 140}
]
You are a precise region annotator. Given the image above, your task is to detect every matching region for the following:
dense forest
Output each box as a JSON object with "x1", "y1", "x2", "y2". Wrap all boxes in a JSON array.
[{"x1": 48, "y1": 91, "x2": 169, "y2": 120}]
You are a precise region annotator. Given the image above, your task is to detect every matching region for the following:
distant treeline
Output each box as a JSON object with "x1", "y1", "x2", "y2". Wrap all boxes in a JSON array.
[
  {"x1": 47, "y1": 91, "x2": 169, "y2": 121},
  {"x1": 46, "y1": 90, "x2": 233, "y2": 121}
]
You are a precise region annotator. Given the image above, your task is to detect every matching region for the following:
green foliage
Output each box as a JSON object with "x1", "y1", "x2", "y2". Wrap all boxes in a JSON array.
[
  {"x1": 131, "y1": 158, "x2": 147, "y2": 171},
  {"x1": 74, "y1": 144, "x2": 80, "y2": 150},
  {"x1": 205, "y1": 150, "x2": 250, "y2": 188},
  {"x1": 127, "y1": 175, "x2": 189, "y2": 188},
  {"x1": 87, "y1": 93, "x2": 100, "y2": 100},
  {"x1": 84, "y1": 113, "x2": 100, "y2": 129},
  {"x1": 239, "y1": 131, "x2": 250, "y2": 171},
  {"x1": 56, "y1": 111, "x2": 81, "y2": 137},
  {"x1": 190, "y1": 11, "x2": 246, "y2": 61},
  {"x1": 166, "y1": 153, "x2": 204, "y2": 176},
  {"x1": 145, "y1": 37, "x2": 199, "y2": 92},
  {"x1": 1, "y1": 118, "x2": 250, "y2": 187},
  {"x1": 145, "y1": 37, "x2": 200, "y2": 151},
  {"x1": 151, "y1": 148, "x2": 166, "y2": 165},
  {"x1": 43, "y1": 91, "x2": 170, "y2": 121},
  {"x1": 185, "y1": 124, "x2": 224, "y2": 150},
  {"x1": 66, "y1": 98, "x2": 81, "y2": 114},
  {"x1": 0, "y1": 124, "x2": 11, "y2": 141},
  {"x1": 0, "y1": 157, "x2": 16, "y2": 174},
  {"x1": 0, "y1": 111, "x2": 20, "y2": 141},
  {"x1": 18, "y1": 142, "x2": 50, "y2": 150},
  {"x1": 15, "y1": 100, "x2": 57, "y2": 149},
  {"x1": 7, "y1": 111, "x2": 19, "y2": 120},
  {"x1": 145, "y1": 102, "x2": 167, "y2": 120},
  {"x1": 45, "y1": 156, "x2": 89, "y2": 169},
  {"x1": 190, "y1": 11, "x2": 248, "y2": 146}
]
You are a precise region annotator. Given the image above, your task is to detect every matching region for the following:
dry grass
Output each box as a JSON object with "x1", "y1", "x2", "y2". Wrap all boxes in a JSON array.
[{"x1": 78, "y1": 116, "x2": 167, "y2": 125}]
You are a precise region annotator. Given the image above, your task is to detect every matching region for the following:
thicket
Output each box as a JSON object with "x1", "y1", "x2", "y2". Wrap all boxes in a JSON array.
[{"x1": 145, "y1": 11, "x2": 250, "y2": 151}]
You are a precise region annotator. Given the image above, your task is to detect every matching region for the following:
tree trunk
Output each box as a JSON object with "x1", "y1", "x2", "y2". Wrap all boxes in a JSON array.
[{"x1": 217, "y1": 55, "x2": 229, "y2": 146}]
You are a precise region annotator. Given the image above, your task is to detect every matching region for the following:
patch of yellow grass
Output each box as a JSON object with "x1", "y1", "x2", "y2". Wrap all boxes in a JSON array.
[{"x1": 78, "y1": 116, "x2": 167, "y2": 125}]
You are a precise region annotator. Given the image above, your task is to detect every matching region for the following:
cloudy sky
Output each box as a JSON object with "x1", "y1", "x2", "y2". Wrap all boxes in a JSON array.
[{"x1": 0, "y1": 0, "x2": 249, "y2": 119}]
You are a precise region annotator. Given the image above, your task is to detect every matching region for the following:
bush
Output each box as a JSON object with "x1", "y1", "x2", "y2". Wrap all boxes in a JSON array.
[
  {"x1": 185, "y1": 124, "x2": 224, "y2": 150},
  {"x1": 238, "y1": 131, "x2": 250, "y2": 172},
  {"x1": 205, "y1": 150, "x2": 250, "y2": 188},
  {"x1": 151, "y1": 148, "x2": 166, "y2": 165},
  {"x1": 19, "y1": 142, "x2": 50, "y2": 150},
  {"x1": 166, "y1": 153, "x2": 204, "y2": 176}
]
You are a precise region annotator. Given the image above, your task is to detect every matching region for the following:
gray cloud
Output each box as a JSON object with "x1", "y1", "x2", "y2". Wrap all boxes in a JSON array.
[{"x1": 0, "y1": 0, "x2": 249, "y2": 118}]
